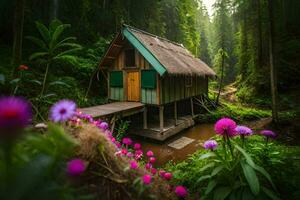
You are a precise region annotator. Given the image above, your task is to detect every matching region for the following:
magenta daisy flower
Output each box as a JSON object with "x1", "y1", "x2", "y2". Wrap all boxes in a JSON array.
[
  {"x1": 260, "y1": 130, "x2": 276, "y2": 139},
  {"x1": 164, "y1": 172, "x2": 172, "y2": 181},
  {"x1": 142, "y1": 174, "x2": 152, "y2": 185},
  {"x1": 122, "y1": 137, "x2": 133, "y2": 145},
  {"x1": 235, "y1": 125, "x2": 253, "y2": 136},
  {"x1": 203, "y1": 140, "x2": 218, "y2": 150},
  {"x1": 214, "y1": 118, "x2": 237, "y2": 137},
  {"x1": 50, "y1": 100, "x2": 76, "y2": 122},
  {"x1": 67, "y1": 159, "x2": 86, "y2": 176},
  {"x1": 129, "y1": 160, "x2": 138, "y2": 169},
  {"x1": 175, "y1": 185, "x2": 188, "y2": 198},
  {"x1": 146, "y1": 150, "x2": 154, "y2": 157},
  {"x1": 134, "y1": 143, "x2": 141, "y2": 150},
  {"x1": 0, "y1": 96, "x2": 32, "y2": 130}
]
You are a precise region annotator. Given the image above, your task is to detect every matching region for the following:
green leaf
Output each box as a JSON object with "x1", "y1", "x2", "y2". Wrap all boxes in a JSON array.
[
  {"x1": 49, "y1": 80, "x2": 71, "y2": 88},
  {"x1": 54, "y1": 47, "x2": 81, "y2": 58},
  {"x1": 29, "y1": 80, "x2": 42, "y2": 85},
  {"x1": 205, "y1": 180, "x2": 217, "y2": 195},
  {"x1": 35, "y1": 21, "x2": 50, "y2": 43},
  {"x1": 26, "y1": 36, "x2": 48, "y2": 50},
  {"x1": 197, "y1": 175, "x2": 211, "y2": 183},
  {"x1": 241, "y1": 161, "x2": 260, "y2": 195},
  {"x1": 199, "y1": 163, "x2": 215, "y2": 172},
  {"x1": 213, "y1": 186, "x2": 232, "y2": 200},
  {"x1": 235, "y1": 144, "x2": 255, "y2": 167},
  {"x1": 49, "y1": 19, "x2": 62, "y2": 34},
  {"x1": 10, "y1": 78, "x2": 20, "y2": 84},
  {"x1": 242, "y1": 187, "x2": 256, "y2": 200},
  {"x1": 49, "y1": 24, "x2": 71, "y2": 49},
  {"x1": 29, "y1": 52, "x2": 49, "y2": 61},
  {"x1": 211, "y1": 166, "x2": 224, "y2": 177},
  {"x1": 199, "y1": 152, "x2": 216, "y2": 159},
  {"x1": 252, "y1": 164, "x2": 276, "y2": 190},
  {"x1": 261, "y1": 186, "x2": 281, "y2": 200},
  {"x1": 52, "y1": 37, "x2": 77, "y2": 51}
]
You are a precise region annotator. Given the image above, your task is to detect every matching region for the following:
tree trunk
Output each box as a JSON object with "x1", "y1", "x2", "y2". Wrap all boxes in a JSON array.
[
  {"x1": 11, "y1": 0, "x2": 25, "y2": 68},
  {"x1": 268, "y1": 0, "x2": 279, "y2": 123},
  {"x1": 216, "y1": 52, "x2": 225, "y2": 105}
]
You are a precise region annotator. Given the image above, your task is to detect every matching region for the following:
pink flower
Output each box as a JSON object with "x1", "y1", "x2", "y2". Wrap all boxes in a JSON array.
[
  {"x1": 122, "y1": 137, "x2": 133, "y2": 145},
  {"x1": 67, "y1": 159, "x2": 86, "y2": 176},
  {"x1": 115, "y1": 151, "x2": 122, "y2": 157},
  {"x1": 142, "y1": 174, "x2": 152, "y2": 185},
  {"x1": 130, "y1": 160, "x2": 138, "y2": 169},
  {"x1": 150, "y1": 168, "x2": 157, "y2": 175},
  {"x1": 126, "y1": 152, "x2": 134, "y2": 158},
  {"x1": 146, "y1": 150, "x2": 154, "y2": 157},
  {"x1": 149, "y1": 157, "x2": 156, "y2": 163},
  {"x1": 121, "y1": 148, "x2": 128, "y2": 155},
  {"x1": 145, "y1": 163, "x2": 152, "y2": 170},
  {"x1": 116, "y1": 142, "x2": 122, "y2": 148},
  {"x1": 175, "y1": 185, "x2": 188, "y2": 198},
  {"x1": 214, "y1": 118, "x2": 237, "y2": 137},
  {"x1": 164, "y1": 172, "x2": 172, "y2": 181},
  {"x1": 134, "y1": 143, "x2": 141, "y2": 150},
  {"x1": 111, "y1": 137, "x2": 116, "y2": 143},
  {"x1": 0, "y1": 96, "x2": 32, "y2": 130},
  {"x1": 135, "y1": 150, "x2": 143, "y2": 160},
  {"x1": 159, "y1": 170, "x2": 166, "y2": 177}
]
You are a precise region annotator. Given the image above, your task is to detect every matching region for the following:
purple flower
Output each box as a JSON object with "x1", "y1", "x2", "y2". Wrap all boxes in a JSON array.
[
  {"x1": 235, "y1": 125, "x2": 253, "y2": 136},
  {"x1": 203, "y1": 140, "x2": 218, "y2": 150},
  {"x1": 122, "y1": 137, "x2": 133, "y2": 145},
  {"x1": 50, "y1": 100, "x2": 76, "y2": 122},
  {"x1": 175, "y1": 185, "x2": 188, "y2": 198},
  {"x1": 0, "y1": 96, "x2": 32, "y2": 129},
  {"x1": 67, "y1": 159, "x2": 86, "y2": 176},
  {"x1": 214, "y1": 118, "x2": 237, "y2": 137},
  {"x1": 99, "y1": 122, "x2": 109, "y2": 130},
  {"x1": 260, "y1": 130, "x2": 276, "y2": 139}
]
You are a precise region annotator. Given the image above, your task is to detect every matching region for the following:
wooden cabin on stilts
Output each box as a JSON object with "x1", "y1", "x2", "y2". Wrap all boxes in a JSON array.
[{"x1": 81, "y1": 25, "x2": 216, "y2": 141}]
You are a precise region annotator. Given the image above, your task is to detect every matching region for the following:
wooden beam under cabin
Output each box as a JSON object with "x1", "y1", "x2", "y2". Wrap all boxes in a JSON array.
[
  {"x1": 174, "y1": 101, "x2": 178, "y2": 125},
  {"x1": 143, "y1": 107, "x2": 148, "y2": 129},
  {"x1": 190, "y1": 98, "x2": 194, "y2": 117},
  {"x1": 159, "y1": 105, "x2": 164, "y2": 132}
]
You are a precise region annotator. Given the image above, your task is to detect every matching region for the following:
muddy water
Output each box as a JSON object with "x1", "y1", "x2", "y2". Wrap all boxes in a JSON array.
[{"x1": 133, "y1": 124, "x2": 215, "y2": 167}]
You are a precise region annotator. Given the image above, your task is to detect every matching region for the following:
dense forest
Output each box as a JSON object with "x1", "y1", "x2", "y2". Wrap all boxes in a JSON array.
[{"x1": 0, "y1": 1, "x2": 300, "y2": 200}]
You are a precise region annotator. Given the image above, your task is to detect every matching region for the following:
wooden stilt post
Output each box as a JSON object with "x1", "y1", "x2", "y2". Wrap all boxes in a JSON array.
[
  {"x1": 159, "y1": 105, "x2": 164, "y2": 132},
  {"x1": 143, "y1": 107, "x2": 148, "y2": 129},
  {"x1": 174, "y1": 101, "x2": 178, "y2": 125},
  {"x1": 190, "y1": 98, "x2": 194, "y2": 117}
]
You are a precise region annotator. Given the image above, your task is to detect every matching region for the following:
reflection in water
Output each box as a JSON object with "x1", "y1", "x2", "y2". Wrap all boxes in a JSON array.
[{"x1": 132, "y1": 124, "x2": 215, "y2": 167}]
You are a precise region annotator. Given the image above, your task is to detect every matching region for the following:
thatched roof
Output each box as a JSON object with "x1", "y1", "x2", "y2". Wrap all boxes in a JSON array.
[
  {"x1": 99, "y1": 25, "x2": 216, "y2": 77},
  {"x1": 127, "y1": 26, "x2": 216, "y2": 77}
]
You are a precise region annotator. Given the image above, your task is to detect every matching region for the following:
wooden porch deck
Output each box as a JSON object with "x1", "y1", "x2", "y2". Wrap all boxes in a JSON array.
[{"x1": 79, "y1": 102, "x2": 145, "y2": 118}]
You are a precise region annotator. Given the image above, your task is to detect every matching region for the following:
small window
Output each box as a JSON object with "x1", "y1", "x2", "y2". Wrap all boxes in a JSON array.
[
  {"x1": 185, "y1": 76, "x2": 192, "y2": 87},
  {"x1": 125, "y1": 49, "x2": 135, "y2": 67}
]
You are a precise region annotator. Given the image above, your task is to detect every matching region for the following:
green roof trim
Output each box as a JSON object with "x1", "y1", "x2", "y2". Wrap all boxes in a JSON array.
[{"x1": 122, "y1": 27, "x2": 167, "y2": 76}]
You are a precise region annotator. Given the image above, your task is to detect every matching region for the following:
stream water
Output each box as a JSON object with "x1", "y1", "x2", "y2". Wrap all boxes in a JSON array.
[{"x1": 133, "y1": 124, "x2": 215, "y2": 167}]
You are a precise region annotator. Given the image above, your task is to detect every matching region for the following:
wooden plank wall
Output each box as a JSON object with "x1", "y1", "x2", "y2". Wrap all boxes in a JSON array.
[
  {"x1": 161, "y1": 75, "x2": 207, "y2": 104},
  {"x1": 109, "y1": 44, "x2": 159, "y2": 104},
  {"x1": 110, "y1": 87, "x2": 124, "y2": 101}
]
